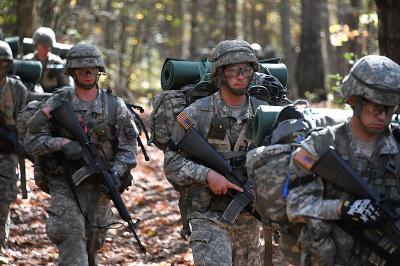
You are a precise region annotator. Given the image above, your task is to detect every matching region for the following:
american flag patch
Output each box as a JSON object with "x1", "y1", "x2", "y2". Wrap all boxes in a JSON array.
[
  {"x1": 177, "y1": 111, "x2": 193, "y2": 130},
  {"x1": 293, "y1": 147, "x2": 317, "y2": 170}
]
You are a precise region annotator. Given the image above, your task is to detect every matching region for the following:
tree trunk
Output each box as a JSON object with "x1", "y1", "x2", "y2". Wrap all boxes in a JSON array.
[
  {"x1": 17, "y1": 0, "x2": 35, "y2": 39},
  {"x1": 189, "y1": 0, "x2": 201, "y2": 59},
  {"x1": 224, "y1": 0, "x2": 237, "y2": 39},
  {"x1": 280, "y1": 0, "x2": 297, "y2": 98},
  {"x1": 296, "y1": 0, "x2": 326, "y2": 100},
  {"x1": 101, "y1": 0, "x2": 115, "y2": 66},
  {"x1": 39, "y1": 0, "x2": 56, "y2": 27},
  {"x1": 375, "y1": 0, "x2": 400, "y2": 64},
  {"x1": 321, "y1": 0, "x2": 336, "y2": 76}
]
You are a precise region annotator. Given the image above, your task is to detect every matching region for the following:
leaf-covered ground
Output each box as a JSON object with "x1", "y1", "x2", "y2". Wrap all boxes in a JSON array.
[
  {"x1": 0, "y1": 144, "x2": 194, "y2": 266},
  {"x1": 0, "y1": 141, "x2": 286, "y2": 266}
]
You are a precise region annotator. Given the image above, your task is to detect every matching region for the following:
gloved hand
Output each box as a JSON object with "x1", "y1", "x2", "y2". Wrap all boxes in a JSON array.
[
  {"x1": 62, "y1": 141, "x2": 83, "y2": 160},
  {"x1": 98, "y1": 171, "x2": 121, "y2": 195},
  {"x1": 340, "y1": 199, "x2": 381, "y2": 225},
  {"x1": 119, "y1": 172, "x2": 133, "y2": 194}
]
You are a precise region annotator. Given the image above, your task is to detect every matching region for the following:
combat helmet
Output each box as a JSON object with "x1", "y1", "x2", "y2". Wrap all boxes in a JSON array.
[
  {"x1": 0, "y1": 40, "x2": 13, "y2": 61},
  {"x1": 65, "y1": 42, "x2": 106, "y2": 74},
  {"x1": 341, "y1": 55, "x2": 400, "y2": 106},
  {"x1": 210, "y1": 39, "x2": 259, "y2": 78},
  {"x1": 32, "y1": 27, "x2": 56, "y2": 48}
]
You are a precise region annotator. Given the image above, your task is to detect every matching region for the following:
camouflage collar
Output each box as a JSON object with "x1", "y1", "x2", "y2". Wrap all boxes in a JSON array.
[
  {"x1": 213, "y1": 91, "x2": 251, "y2": 124},
  {"x1": 72, "y1": 88, "x2": 103, "y2": 114},
  {"x1": 345, "y1": 121, "x2": 398, "y2": 155}
]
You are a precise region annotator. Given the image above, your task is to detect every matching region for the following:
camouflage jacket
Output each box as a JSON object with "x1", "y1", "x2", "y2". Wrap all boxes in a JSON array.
[
  {"x1": 0, "y1": 76, "x2": 29, "y2": 126},
  {"x1": 23, "y1": 52, "x2": 70, "y2": 93},
  {"x1": 287, "y1": 121, "x2": 400, "y2": 222},
  {"x1": 165, "y1": 91, "x2": 263, "y2": 186},
  {"x1": 25, "y1": 86, "x2": 138, "y2": 176}
]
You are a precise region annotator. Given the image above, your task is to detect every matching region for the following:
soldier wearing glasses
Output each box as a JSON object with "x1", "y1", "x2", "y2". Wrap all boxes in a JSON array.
[
  {"x1": 287, "y1": 55, "x2": 400, "y2": 265},
  {"x1": 163, "y1": 39, "x2": 287, "y2": 265}
]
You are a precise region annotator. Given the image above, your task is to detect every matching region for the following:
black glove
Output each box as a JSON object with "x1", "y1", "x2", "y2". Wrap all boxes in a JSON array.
[
  {"x1": 62, "y1": 141, "x2": 83, "y2": 160},
  {"x1": 340, "y1": 199, "x2": 381, "y2": 225},
  {"x1": 119, "y1": 172, "x2": 133, "y2": 193},
  {"x1": 98, "y1": 171, "x2": 121, "y2": 195}
]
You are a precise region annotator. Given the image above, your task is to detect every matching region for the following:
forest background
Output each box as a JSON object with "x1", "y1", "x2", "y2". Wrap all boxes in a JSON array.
[
  {"x1": 2, "y1": 0, "x2": 400, "y2": 104},
  {"x1": 1, "y1": 0, "x2": 400, "y2": 265}
]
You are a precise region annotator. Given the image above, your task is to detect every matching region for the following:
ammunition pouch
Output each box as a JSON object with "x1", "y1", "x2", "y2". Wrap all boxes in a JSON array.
[
  {"x1": 92, "y1": 122, "x2": 113, "y2": 142},
  {"x1": 208, "y1": 116, "x2": 228, "y2": 140}
]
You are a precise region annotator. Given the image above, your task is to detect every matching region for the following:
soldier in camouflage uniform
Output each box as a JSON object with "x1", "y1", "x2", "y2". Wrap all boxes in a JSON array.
[
  {"x1": 25, "y1": 42, "x2": 138, "y2": 265},
  {"x1": 287, "y1": 55, "x2": 400, "y2": 265},
  {"x1": 164, "y1": 39, "x2": 288, "y2": 266},
  {"x1": 23, "y1": 27, "x2": 70, "y2": 92},
  {"x1": 0, "y1": 41, "x2": 29, "y2": 246}
]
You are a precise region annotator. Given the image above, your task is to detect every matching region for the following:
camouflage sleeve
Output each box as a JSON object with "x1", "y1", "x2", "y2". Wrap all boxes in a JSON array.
[
  {"x1": 110, "y1": 98, "x2": 138, "y2": 176},
  {"x1": 25, "y1": 109, "x2": 66, "y2": 155},
  {"x1": 24, "y1": 92, "x2": 69, "y2": 155},
  {"x1": 163, "y1": 105, "x2": 210, "y2": 187},
  {"x1": 286, "y1": 129, "x2": 341, "y2": 223},
  {"x1": 15, "y1": 80, "x2": 29, "y2": 111}
]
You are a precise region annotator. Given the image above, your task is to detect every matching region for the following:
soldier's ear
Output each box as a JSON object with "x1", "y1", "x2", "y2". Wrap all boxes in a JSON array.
[{"x1": 346, "y1": 95, "x2": 357, "y2": 107}]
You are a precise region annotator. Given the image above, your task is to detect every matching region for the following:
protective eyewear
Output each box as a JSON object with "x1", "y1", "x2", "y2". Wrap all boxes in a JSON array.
[
  {"x1": 224, "y1": 66, "x2": 253, "y2": 78},
  {"x1": 362, "y1": 98, "x2": 397, "y2": 117},
  {"x1": 74, "y1": 67, "x2": 100, "y2": 77}
]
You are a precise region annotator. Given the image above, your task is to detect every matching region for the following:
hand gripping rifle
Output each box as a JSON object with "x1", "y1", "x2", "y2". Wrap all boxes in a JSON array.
[
  {"x1": 0, "y1": 115, "x2": 34, "y2": 199},
  {"x1": 312, "y1": 147, "x2": 400, "y2": 265},
  {"x1": 175, "y1": 112, "x2": 262, "y2": 224},
  {"x1": 50, "y1": 102, "x2": 146, "y2": 254}
]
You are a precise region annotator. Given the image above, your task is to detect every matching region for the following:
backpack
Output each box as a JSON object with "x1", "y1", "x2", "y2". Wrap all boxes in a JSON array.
[
  {"x1": 149, "y1": 72, "x2": 290, "y2": 151},
  {"x1": 149, "y1": 81, "x2": 217, "y2": 151},
  {"x1": 247, "y1": 104, "x2": 351, "y2": 225}
]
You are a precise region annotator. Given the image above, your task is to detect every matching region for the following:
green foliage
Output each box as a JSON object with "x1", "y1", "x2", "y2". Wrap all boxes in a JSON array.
[
  {"x1": 326, "y1": 73, "x2": 346, "y2": 107},
  {"x1": 0, "y1": 0, "x2": 17, "y2": 35}
]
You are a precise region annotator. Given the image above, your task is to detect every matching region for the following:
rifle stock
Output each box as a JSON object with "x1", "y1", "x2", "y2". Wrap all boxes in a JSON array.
[
  {"x1": 176, "y1": 126, "x2": 261, "y2": 224},
  {"x1": 312, "y1": 147, "x2": 400, "y2": 264},
  {"x1": 50, "y1": 102, "x2": 146, "y2": 254}
]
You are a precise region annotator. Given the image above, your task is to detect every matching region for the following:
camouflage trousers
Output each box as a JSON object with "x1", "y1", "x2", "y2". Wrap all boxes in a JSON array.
[
  {"x1": 0, "y1": 154, "x2": 19, "y2": 246},
  {"x1": 298, "y1": 219, "x2": 358, "y2": 266},
  {"x1": 189, "y1": 214, "x2": 263, "y2": 266},
  {"x1": 46, "y1": 175, "x2": 113, "y2": 266},
  {"x1": 270, "y1": 223, "x2": 301, "y2": 265}
]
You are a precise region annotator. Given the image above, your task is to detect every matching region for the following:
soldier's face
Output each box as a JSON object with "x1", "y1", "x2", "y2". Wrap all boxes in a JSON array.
[
  {"x1": 73, "y1": 67, "x2": 99, "y2": 89},
  {"x1": 36, "y1": 43, "x2": 50, "y2": 59},
  {"x1": 0, "y1": 60, "x2": 10, "y2": 80},
  {"x1": 223, "y1": 63, "x2": 253, "y2": 96},
  {"x1": 359, "y1": 98, "x2": 396, "y2": 134}
]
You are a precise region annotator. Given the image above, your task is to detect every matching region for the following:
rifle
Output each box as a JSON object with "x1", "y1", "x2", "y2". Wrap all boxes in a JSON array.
[
  {"x1": 124, "y1": 102, "x2": 150, "y2": 161},
  {"x1": 312, "y1": 147, "x2": 400, "y2": 265},
  {"x1": 0, "y1": 115, "x2": 34, "y2": 199},
  {"x1": 175, "y1": 112, "x2": 262, "y2": 224},
  {"x1": 50, "y1": 102, "x2": 146, "y2": 254}
]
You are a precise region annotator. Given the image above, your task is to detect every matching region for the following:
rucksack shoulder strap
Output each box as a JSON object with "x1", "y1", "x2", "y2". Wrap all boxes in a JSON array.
[
  {"x1": 196, "y1": 95, "x2": 214, "y2": 136},
  {"x1": 104, "y1": 89, "x2": 119, "y2": 125}
]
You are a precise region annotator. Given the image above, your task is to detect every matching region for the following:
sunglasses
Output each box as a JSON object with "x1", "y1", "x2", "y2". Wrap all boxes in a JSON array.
[
  {"x1": 74, "y1": 67, "x2": 100, "y2": 77},
  {"x1": 224, "y1": 66, "x2": 253, "y2": 78},
  {"x1": 362, "y1": 98, "x2": 397, "y2": 117}
]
